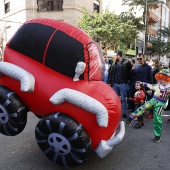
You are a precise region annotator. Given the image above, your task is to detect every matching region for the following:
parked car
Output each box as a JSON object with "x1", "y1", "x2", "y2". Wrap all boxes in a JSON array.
[{"x1": 0, "y1": 18, "x2": 125, "y2": 167}]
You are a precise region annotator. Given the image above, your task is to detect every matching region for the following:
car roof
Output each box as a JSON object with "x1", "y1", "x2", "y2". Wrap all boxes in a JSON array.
[{"x1": 7, "y1": 19, "x2": 103, "y2": 80}]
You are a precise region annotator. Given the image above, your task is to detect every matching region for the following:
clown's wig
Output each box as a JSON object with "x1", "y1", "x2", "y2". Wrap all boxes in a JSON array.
[{"x1": 155, "y1": 72, "x2": 170, "y2": 83}]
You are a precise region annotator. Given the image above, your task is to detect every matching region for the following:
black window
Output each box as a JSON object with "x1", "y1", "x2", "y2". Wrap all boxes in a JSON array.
[
  {"x1": 9, "y1": 23, "x2": 56, "y2": 63},
  {"x1": 37, "y1": 0, "x2": 63, "y2": 12},
  {"x1": 45, "y1": 30, "x2": 85, "y2": 78},
  {"x1": 5, "y1": 1, "x2": 10, "y2": 13},
  {"x1": 93, "y1": 1, "x2": 100, "y2": 13}
]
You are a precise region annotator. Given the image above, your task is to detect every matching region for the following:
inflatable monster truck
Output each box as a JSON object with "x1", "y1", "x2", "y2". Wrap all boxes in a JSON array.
[{"x1": 0, "y1": 18, "x2": 125, "y2": 167}]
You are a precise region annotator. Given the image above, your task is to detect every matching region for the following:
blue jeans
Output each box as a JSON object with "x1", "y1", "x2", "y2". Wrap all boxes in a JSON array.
[{"x1": 112, "y1": 83, "x2": 128, "y2": 115}]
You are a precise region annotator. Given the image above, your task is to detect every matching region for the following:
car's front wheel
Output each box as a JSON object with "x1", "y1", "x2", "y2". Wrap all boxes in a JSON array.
[
  {"x1": 35, "y1": 112, "x2": 91, "y2": 167},
  {"x1": 0, "y1": 85, "x2": 29, "y2": 136}
]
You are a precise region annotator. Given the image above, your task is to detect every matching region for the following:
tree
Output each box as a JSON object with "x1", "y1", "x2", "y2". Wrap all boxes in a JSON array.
[
  {"x1": 120, "y1": 8, "x2": 143, "y2": 31},
  {"x1": 122, "y1": 0, "x2": 170, "y2": 55},
  {"x1": 157, "y1": 26, "x2": 170, "y2": 39},
  {"x1": 147, "y1": 37, "x2": 170, "y2": 60},
  {"x1": 78, "y1": 8, "x2": 141, "y2": 54},
  {"x1": 148, "y1": 26, "x2": 170, "y2": 58},
  {"x1": 122, "y1": 0, "x2": 168, "y2": 23}
]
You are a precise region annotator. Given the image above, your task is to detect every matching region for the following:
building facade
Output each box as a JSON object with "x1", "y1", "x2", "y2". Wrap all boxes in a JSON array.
[
  {"x1": 0, "y1": 0, "x2": 102, "y2": 45},
  {"x1": 103, "y1": 0, "x2": 170, "y2": 65}
]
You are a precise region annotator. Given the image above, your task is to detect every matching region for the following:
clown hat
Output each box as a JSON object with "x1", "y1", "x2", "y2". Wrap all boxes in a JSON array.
[{"x1": 155, "y1": 69, "x2": 170, "y2": 82}]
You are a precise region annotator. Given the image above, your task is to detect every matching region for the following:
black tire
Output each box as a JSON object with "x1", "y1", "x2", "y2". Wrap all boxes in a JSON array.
[
  {"x1": 35, "y1": 112, "x2": 91, "y2": 167},
  {"x1": 0, "y1": 85, "x2": 29, "y2": 136},
  {"x1": 35, "y1": 114, "x2": 42, "y2": 119}
]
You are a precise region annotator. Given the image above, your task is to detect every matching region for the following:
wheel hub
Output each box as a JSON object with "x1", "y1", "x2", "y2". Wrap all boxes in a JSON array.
[
  {"x1": 48, "y1": 133, "x2": 71, "y2": 155},
  {"x1": 0, "y1": 104, "x2": 9, "y2": 124}
]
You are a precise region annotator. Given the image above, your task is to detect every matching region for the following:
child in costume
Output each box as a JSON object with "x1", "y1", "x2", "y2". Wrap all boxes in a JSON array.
[
  {"x1": 126, "y1": 69, "x2": 170, "y2": 143},
  {"x1": 129, "y1": 82, "x2": 145, "y2": 128}
]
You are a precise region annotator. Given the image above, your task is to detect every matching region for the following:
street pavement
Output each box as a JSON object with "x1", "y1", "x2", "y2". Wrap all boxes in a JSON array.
[{"x1": 0, "y1": 110, "x2": 170, "y2": 170}]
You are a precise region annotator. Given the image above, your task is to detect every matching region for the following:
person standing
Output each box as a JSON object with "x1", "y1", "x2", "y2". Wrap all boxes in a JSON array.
[
  {"x1": 103, "y1": 53, "x2": 112, "y2": 83},
  {"x1": 130, "y1": 53, "x2": 153, "y2": 125},
  {"x1": 108, "y1": 50, "x2": 132, "y2": 118},
  {"x1": 129, "y1": 82, "x2": 146, "y2": 128},
  {"x1": 152, "y1": 58, "x2": 160, "y2": 84},
  {"x1": 127, "y1": 59, "x2": 136, "y2": 109}
]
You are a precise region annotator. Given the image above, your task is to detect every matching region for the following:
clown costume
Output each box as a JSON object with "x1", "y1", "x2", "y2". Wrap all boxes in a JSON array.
[{"x1": 126, "y1": 69, "x2": 170, "y2": 143}]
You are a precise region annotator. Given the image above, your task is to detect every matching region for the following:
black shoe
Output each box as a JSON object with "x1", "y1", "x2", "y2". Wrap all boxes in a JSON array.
[
  {"x1": 126, "y1": 117, "x2": 133, "y2": 126},
  {"x1": 153, "y1": 136, "x2": 161, "y2": 143},
  {"x1": 166, "y1": 119, "x2": 170, "y2": 123},
  {"x1": 127, "y1": 105, "x2": 132, "y2": 109},
  {"x1": 135, "y1": 121, "x2": 144, "y2": 129},
  {"x1": 122, "y1": 114, "x2": 127, "y2": 119}
]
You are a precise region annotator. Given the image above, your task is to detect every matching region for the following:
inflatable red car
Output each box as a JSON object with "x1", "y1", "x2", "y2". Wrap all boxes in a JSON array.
[{"x1": 0, "y1": 18, "x2": 125, "y2": 167}]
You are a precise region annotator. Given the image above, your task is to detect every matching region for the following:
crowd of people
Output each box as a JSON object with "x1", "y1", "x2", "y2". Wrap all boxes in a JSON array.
[{"x1": 102, "y1": 50, "x2": 170, "y2": 143}]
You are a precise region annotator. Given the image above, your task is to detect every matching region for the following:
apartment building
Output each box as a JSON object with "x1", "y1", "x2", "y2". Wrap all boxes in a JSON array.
[
  {"x1": 0, "y1": 0, "x2": 102, "y2": 44},
  {"x1": 103, "y1": 0, "x2": 170, "y2": 65}
]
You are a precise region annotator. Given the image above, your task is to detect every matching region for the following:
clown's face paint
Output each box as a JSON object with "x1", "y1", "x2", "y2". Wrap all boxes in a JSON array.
[{"x1": 158, "y1": 79, "x2": 169, "y2": 86}]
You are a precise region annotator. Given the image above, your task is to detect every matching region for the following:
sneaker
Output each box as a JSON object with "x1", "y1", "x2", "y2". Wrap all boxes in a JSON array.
[
  {"x1": 166, "y1": 119, "x2": 170, "y2": 123},
  {"x1": 126, "y1": 117, "x2": 133, "y2": 126},
  {"x1": 122, "y1": 114, "x2": 127, "y2": 119},
  {"x1": 153, "y1": 136, "x2": 161, "y2": 143},
  {"x1": 145, "y1": 112, "x2": 153, "y2": 119},
  {"x1": 135, "y1": 121, "x2": 144, "y2": 129}
]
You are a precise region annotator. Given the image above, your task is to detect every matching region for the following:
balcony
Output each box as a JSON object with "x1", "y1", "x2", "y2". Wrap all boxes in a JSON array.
[
  {"x1": 150, "y1": 4, "x2": 159, "y2": 9},
  {"x1": 148, "y1": 11, "x2": 159, "y2": 24}
]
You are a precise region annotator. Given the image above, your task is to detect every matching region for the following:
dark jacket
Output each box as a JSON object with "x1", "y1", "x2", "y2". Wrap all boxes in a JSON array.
[
  {"x1": 108, "y1": 58, "x2": 132, "y2": 86},
  {"x1": 130, "y1": 62, "x2": 153, "y2": 84}
]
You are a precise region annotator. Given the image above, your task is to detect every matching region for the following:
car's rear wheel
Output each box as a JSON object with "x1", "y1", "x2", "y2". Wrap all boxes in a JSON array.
[
  {"x1": 35, "y1": 112, "x2": 91, "y2": 167},
  {"x1": 0, "y1": 85, "x2": 29, "y2": 136}
]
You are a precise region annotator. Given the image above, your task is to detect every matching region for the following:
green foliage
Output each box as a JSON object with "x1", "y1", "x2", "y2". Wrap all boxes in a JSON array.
[
  {"x1": 148, "y1": 37, "x2": 170, "y2": 56},
  {"x1": 122, "y1": 0, "x2": 168, "y2": 8},
  {"x1": 122, "y1": 0, "x2": 169, "y2": 24},
  {"x1": 157, "y1": 26, "x2": 170, "y2": 39},
  {"x1": 122, "y1": 0, "x2": 170, "y2": 56},
  {"x1": 78, "y1": 8, "x2": 141, "y2": 54},
  {"x1": 148, "y1": 26, "x2": 170, "y2": 57}
]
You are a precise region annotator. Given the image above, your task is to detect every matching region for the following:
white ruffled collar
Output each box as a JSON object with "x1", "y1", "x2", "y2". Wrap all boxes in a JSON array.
[{"x1": 159, "y1": 84, "x2": 170, "y2": 90}]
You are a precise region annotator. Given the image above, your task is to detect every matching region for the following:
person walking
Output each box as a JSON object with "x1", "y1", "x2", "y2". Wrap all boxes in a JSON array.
[
  {"x1": 108, "y1": 50, "x2": 132, "y2": 118},
  {"x1": 130, "y1": 53, "x2": 153, "y2": 112}
]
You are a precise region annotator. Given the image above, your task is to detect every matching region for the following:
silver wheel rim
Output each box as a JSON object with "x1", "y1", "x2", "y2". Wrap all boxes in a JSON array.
[
  {"x1": 0, "y1": 104, "x2": 9, "y2": 124},
  {"x1": 48, "y1": 133, "x2": 71, "y2": 155}
]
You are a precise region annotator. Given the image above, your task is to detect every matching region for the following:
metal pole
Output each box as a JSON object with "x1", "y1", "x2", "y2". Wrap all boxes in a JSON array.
[{"x1": 144, "y1": 0, "x2": 148, "y2": 55}]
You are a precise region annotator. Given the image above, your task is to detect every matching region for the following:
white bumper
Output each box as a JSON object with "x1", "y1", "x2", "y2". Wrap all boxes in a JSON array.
[{"x1": 95, "y1": 121, "x2": 125, "y2": 158}]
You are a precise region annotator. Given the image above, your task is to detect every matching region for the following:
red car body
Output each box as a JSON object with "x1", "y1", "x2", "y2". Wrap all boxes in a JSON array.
[{"x1": 0, "y1": 19, "x2": 124, "y2": 166}]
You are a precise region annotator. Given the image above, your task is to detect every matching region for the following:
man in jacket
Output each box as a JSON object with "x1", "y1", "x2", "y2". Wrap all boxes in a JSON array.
[
  {"x1": 108, "y1": 50, "x2": 132, "y2": 118},
  {"x1": 103, "y1": 53, "x2": 112, "y2": 83},
  {"x1": 130, "y1": 53, "x2": 153, "y2": 127}
]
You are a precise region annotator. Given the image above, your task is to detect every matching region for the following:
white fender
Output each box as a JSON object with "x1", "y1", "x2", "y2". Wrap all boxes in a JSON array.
[
  {"x1": 0, "y1": 62, "x2": 35, "y2": 92},
  {"x1": 49, "y1": 88, "x2": 108, "y2": 127},
  {"x1": 95, "y1": 121, "x2": 125, "y2": 158}
]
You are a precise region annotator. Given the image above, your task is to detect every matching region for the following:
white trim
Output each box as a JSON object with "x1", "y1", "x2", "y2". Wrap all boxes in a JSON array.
[
  {"x1": 49, "y1": 88, "x2": 108, "y2": 127},
  {"x1": 0, "y1": 62, "x2": 35, "y2": 92},
  {"x1": 95, "y1": 121, "x2": 125, "y2": 158}
]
